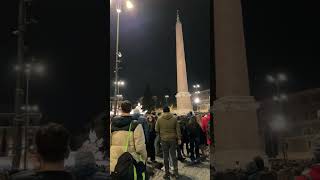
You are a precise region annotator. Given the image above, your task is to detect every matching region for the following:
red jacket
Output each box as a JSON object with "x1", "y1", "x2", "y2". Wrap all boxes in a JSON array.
[
  {"x1": 201, "y1": 113, "x2": 211, "y2": 145},
  {"x1": 296, "y1": 164, "x2": 320, "y2": 180}
]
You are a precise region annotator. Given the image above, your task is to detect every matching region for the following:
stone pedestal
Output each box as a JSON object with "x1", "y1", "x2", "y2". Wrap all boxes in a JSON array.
[
  {"x1": 213, "y1": 0, "x2": 264, "y2": 170},
  {"x1": 175, "y1": 92, "x2": 193, "y2": 115},
  {"x1": 213, "y1": 96, "x2": 263, "y2": 169}
]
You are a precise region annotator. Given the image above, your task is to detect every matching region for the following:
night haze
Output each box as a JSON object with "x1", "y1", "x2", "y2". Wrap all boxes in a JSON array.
[
  {"x1": 0, "y1": 0, "x2": 108, "y2": 131},
  {"x1": 110, "y1": 0, "x2": 320, "y2": 104},
  {"x1": 1, "y1": 0, "x2": 320, "y2": 129},
  {"x1": 110, "y1": 0, "x2": 211, "y2": 102},
  {"x1": 242, "y1": 1, "x2": 320, "y2": 100}
]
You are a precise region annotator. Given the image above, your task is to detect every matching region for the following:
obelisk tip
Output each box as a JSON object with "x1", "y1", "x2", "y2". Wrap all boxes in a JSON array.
[{"x1": 176, "y1": 10, "x2": 180, "y2": 22}]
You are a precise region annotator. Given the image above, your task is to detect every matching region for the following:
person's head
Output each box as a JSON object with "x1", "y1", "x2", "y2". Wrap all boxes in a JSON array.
[
  {"x1": 120, "y1": 100, "x2": 132, "y2": 114},
  {"x1": 35, "y1": 123, "x2": 70, "y2": 165},
  {"x1": 163, "y1": 106, "x2": 170, "y2": 113},
  {"x1": 254, "y1": 156, "x2": 265, "y2": 171}
]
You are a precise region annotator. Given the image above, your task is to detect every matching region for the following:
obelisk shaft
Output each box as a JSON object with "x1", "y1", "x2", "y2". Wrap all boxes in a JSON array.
[
  {"x1": 213, "y1": 0, "x2": 263, "y2": 170},
  {"x1": 175, "y1": 11, "x2": 192, "y2": 114},
  {"x1": 215, "y1": 0, "x2": 250, "y2": 98},
  {"x1": 176, "y1": 14, "x2": 189, "y2": 93}
]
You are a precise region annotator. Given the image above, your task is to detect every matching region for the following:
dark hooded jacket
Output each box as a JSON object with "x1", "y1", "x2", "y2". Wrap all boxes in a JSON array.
[{"x1": 155, "y1": 112, "x2": 181, "y2": 141}]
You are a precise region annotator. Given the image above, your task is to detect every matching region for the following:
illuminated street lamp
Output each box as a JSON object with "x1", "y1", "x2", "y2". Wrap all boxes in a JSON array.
[
  {"x1": 266, "y1": 73, "x2": 288, "y2": 102},
  {"x1": 114, "y1": 80, "x2": 125, "y2": 94},
  {"x1": 14, "y1": 60, "x2": 45, "y2": 169},
  {"x1": 126, "y1": 0, "x2": 134, "y2": 9},
  {"x1": 193, "y1": 84, "x2": 200, "y2": 89},
  {"x1": 266, "y1": 73, "x2": 287, "y2": 84},
  {"x1": 194, "y1": 97, "x2": 201, "y2": 112},
  {"x1": 111, "y1": 0, "x2": 134, "y2": 115},
  {"x1": 266, "y1": 73, "x2": 288, "y2": 160},
  {"x1": 194, "y1": 97, "x2": 200, "y2": 104},
  {"x1": 164, "y1": 95, "x2": 169, "y2": 106}
]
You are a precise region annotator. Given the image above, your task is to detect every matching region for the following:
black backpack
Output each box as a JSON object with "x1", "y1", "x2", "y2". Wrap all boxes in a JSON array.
[{"x1": 112, "y1": 122, "x2": 146, "y2": 180}]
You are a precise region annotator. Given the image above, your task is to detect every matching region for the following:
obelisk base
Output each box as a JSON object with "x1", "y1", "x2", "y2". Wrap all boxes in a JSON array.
[
  {"x1": 175, "y1": 92, "x2": 193, "y2": 115},
  {"x1": 213, "y1": 96, "x2": 264, "y2": 170}
]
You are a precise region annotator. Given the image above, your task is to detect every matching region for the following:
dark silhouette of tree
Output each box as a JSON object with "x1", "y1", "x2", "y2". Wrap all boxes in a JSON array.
[
  {"x1": 163, "y1": 88, "x2": 176, "y2": 107},
  {"x1": 142, "y1": 84, "x2": 154, "y2": 111}
]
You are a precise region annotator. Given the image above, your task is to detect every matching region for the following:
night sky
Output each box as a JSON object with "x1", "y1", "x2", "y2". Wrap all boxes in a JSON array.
[
  {"x1": 243, "y1": 1, "x2": 320, "y2": 100},
  {"x1": 1, "y1": 0, "x2": 320, "y2": 130},
  {"x1": 110, "y1": 0, "x2": 211, "y2": 102},
  {"x1": 0, "y1": 0, "x2": 107, "y2": 131}
]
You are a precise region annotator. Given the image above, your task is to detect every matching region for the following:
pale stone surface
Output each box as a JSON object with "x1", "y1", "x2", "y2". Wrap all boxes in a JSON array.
[
  {"x1": 214, "y1": 97, "x2": 263, "y2": 169},
  {"x1": 214, "y1": 0, "x2": 250, "y2": 98},
  {"x1": 175, "y1": 92, "x2": 192, "y2": 115},
  {"x1": 175, "y1": 11, "x2": 192, "y2": 115},
  {"x1": 213, "y1": 0, "x2": 264, "y2": 170}
]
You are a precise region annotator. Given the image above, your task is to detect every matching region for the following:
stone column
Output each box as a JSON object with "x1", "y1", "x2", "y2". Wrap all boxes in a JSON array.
[
  {"x1": 175, "y1": 10, "x2": 193, "y2": 115},
  {"x1": 213, "y1": 0, "x2": 263, "y2": 169}
]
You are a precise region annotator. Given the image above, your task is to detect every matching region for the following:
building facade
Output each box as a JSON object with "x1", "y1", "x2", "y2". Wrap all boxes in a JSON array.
[
  {"x1": 258, "y1": 88, "x2": 320, "y2": 159},
  {"x1": 191, "y1": 89, "x2": 210, "y2": 113},
  {"x1": 0, "y1": 113, "x2": 41, "y2": 158}
]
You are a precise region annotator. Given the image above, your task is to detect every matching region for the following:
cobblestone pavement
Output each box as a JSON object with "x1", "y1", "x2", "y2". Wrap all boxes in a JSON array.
[{"x1": 150, "y1": 156, "x2": 210, "y2": 180}]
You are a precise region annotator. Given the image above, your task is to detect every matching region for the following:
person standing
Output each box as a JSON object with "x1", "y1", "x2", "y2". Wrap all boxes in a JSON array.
[
  {"x1": 201, "y1": 113, "x2": 211, "y2": 145},
  {"x1": 146, "y1": 112, "x2": 156, "y2": 163},
  {"x1": 155, "y1": 113, "x2": 162, "y2": 157},
  {"x1": 155, "y1": 107, "x2": 181, "y2": 179},
  {"x1": 187, "y1": 116, "x2": 201, "y2": 163},
  {"x1": 110, "y1": 101, "x2": 147, "y2": 176},
  {"x1": 176, "y1": 116, "x2": 186, "y2": 162},
  {"x1": 133, "y1": 108, "x2": 149, "y2": 143}
]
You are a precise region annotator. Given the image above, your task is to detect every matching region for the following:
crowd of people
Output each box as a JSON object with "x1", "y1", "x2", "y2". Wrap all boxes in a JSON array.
[
  {"x1": 212, "y1": 137, "x2": 320, "y2": 180},
  {"x1": 0, "y1": 123, "x2": 109, "y2": 180},
  {"x1": 110, "y1": 100, "x2": 212, "y2": 180}
]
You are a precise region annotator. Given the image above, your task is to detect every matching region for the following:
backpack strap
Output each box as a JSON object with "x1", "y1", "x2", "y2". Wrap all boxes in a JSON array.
[
  {"x1": 124, "y1": 122, "x2": 132, "y2": 152},
  {"x1": 124, "y1": 122, "x2": 145, "y2": 180}
]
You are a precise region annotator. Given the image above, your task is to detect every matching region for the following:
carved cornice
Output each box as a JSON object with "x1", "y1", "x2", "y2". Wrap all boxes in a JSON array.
[
  {"x1": 214, "y1": 96, "x2": 259, "y2": 111},
  {"x1": 175, "y1": 92, "x2": 191, "y2": 98}
]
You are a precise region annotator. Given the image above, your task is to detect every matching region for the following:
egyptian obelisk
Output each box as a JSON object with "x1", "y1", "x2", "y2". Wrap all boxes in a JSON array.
[
  {"x1": 175, "y1": 10, "x2": 192, "y2": 115},
  {"x1": 213, "y1": 0, "x2": 263, "y2": 169}
]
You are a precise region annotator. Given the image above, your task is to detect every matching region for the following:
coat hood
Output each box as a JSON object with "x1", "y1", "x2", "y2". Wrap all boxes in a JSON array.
[
  {"x1": 162, "y1": 113, "x2": 173, "y2": 120},
  {"x1": 111, "y1": 116, "x2": 135, "y2": 132}
]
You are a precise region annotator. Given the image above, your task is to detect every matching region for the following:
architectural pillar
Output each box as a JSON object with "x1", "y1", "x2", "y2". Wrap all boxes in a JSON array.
[
  {"x1": 213, "y1": 0, "x2": 263, "y2": 169},
  {"x1": 175, "y1": 10, "x2": 193, "y2": 115}
]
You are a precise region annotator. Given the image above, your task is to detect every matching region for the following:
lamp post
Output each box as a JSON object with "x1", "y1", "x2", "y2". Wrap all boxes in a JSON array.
[
  {"x1": 164, "y1": 95, "x2": 169, "y2": 106},
  {"x1": 193, "y1": 84, "x2": 201, "y2": 112},
  {"x1": 266, "y1": 73, "x2": 287, "y2": 102},
  {"x1": 15, "y1": 60, "x2": 44, "y2": 169},
  {"x1": 194, "y1": 97, "x2": 201, "y2": 112},
  {"x1": 193, "y1": 84, "x2": 200, "y2": 92},
  {"x1": 115, "y1": 80, "x2": 125, "y2": 94},
  {"x1": 12, "y1": 0, "x2": 27, "y2": 169},
  {"x1": 266, "y1": 73, "x2": 288, "y2": 160},
  {"x1": 111, "y1": 0, "x2": 134, "y2": 116}
]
